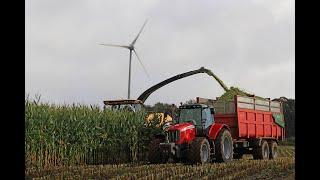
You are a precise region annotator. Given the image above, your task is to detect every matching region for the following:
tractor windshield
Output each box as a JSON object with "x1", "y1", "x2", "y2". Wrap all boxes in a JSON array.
[{"x1": 178, "y1": 108, "x2": 202, "y2": 126}]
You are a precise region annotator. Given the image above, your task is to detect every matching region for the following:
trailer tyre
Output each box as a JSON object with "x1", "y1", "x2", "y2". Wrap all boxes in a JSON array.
[
  {"x1": 253, "y1": 140, "x2": 269, "y2": 160},
  {"x1": 148, "y1": 138, "x2": 168, "y2": 164},
  {"x1": 215, "y1": 129, "x2": 233, "y2": 162},
  {"x1": 187, "y1": 137, "x2": 211, "y2": 163},
  {"x1": 269, "y1": 141, "x2": 278, "y2": 159}
]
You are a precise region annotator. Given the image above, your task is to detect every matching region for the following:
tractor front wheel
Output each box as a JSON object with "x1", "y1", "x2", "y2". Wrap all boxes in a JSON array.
[
  {"x1": 187, "y1": 137, "x2": 211, "y2": 163},
  {"x1": 148, "y1": 138, "x2": 168, "y2": 164}
]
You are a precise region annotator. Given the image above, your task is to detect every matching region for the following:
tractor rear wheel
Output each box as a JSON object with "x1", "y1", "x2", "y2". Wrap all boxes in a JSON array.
[
  {"x1": 253, "y1": 140, "x2": 269, "y2": 160},
  {"x1": 187, "y1": 137, "x2": 211, "y2": 163},
  {"x1": 269, "y1": 141, "x2": 278, "y2": 159},
  {"x1": 148, "y1": 138, "x2": 168, "y2": 163},
  {"x1": 215, "y1": 129, "x2": 233, "y2": 162}
]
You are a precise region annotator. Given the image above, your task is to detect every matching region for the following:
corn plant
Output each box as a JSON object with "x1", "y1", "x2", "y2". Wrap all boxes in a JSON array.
[{"x1": 25, "y1": 97, "x2": 161, "y2": 168}]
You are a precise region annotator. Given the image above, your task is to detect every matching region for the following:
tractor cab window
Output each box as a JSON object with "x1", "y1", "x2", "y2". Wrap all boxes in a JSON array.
[
  {"x1": 178, "y1": 108, "x2": 202, "y2": 126},
  {"x1": 202, "y1": 108, "x2": 213, "y2": 129}
]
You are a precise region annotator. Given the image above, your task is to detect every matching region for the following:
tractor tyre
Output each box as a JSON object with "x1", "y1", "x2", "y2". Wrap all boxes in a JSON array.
[
  {"x1": 269, "y1": 141, "x2": 278, "y2": 159},
  {"x1": 148, "y1": 138, "x2": 167, "y2": 164},
  {"x1": 214, "y1": 129, "x2": 233, "y2": 162},
  {"x1": 187, "y1": 137, "x2": 211, "y2": 164},
  {"x1": 253, "y1": 140, "x2": 269, "y2": 160}
]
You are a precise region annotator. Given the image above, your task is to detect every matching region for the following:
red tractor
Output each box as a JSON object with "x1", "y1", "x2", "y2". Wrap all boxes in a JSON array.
[{"x1": 148, "y1": 95, "x2": 285, "y2": 163}]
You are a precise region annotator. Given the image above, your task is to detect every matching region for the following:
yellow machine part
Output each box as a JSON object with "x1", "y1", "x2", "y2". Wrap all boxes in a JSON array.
[{"x1": 146, "y1": 113, "x2": 172, "y2": 127}]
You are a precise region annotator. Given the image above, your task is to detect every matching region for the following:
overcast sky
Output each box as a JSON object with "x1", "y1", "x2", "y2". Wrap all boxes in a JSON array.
[{"x1": 26, "y1": 0, "x2": 295, "y2": 106}]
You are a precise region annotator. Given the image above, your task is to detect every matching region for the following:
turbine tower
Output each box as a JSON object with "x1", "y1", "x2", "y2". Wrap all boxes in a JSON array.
[{"x1": 100, "y1": 20, "x2": 149, "y2": 99}]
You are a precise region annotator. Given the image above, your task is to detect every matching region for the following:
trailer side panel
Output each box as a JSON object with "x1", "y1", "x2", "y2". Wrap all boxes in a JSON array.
[
  {"x1": 212, "y1": 95, "x2": 285, "y2": 141},
  {"x1": 236, "y1": 96, "x2": 284, "y2": 140}
]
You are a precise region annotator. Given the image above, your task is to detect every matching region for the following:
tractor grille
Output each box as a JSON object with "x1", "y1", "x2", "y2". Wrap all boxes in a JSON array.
[{"x1": 168, "y1": 130, "x2": 179, "y2": 142}]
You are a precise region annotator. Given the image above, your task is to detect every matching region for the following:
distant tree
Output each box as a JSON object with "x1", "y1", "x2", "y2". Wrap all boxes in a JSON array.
[
  {"x1": 144, "y1": 102, "x2": 179, "y2": 119},
  {"x1": 184, "y1": 99, "x2": 196, "y2": 105},
  {"x1": 152, "y1": 102, "x2": 172, "y2": 113},
  {"x1": 143, "y1": 104, "x2": 153, "y2": 112}
]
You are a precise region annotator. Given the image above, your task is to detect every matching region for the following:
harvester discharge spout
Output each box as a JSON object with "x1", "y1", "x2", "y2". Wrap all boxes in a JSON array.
[{"x1": 137, "y1": 67, "x2": 230, "y2": 103}]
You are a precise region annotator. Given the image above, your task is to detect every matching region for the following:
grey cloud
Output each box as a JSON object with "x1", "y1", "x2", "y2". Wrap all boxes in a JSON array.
[{"x1": 26, "y1": 0, "x2": 294, "y2": 106}]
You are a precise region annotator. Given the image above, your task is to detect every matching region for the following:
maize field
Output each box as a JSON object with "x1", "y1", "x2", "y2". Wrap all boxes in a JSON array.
[
  {"x1": 25, "y1": 97, "x2": 295, "y2": 179},
  {"x1": 25, "y1": 98, "x2": 163, "y2": 168}
]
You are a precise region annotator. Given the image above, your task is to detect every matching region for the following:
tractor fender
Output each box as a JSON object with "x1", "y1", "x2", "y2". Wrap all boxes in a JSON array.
[{"x1": 207, "y1": 123, "x2": 231, "y2": 140}]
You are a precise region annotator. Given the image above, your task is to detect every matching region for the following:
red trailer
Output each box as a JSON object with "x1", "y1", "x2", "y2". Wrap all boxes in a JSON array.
[
  {"x1": 204, "y1": 95, "x2": 285, "y2": 159},
  {"x1": 148, "y1": 95, "x2": 285, "y2": 164}
]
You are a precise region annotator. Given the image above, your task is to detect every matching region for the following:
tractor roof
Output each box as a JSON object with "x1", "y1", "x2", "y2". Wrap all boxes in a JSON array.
[{"x1": 179, "y1": 104, "x2": 209, "y2": 109}]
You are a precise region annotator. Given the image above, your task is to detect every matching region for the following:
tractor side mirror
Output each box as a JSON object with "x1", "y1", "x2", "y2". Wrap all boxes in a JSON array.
[{"x1": 210, "y1": 108, "x2": 215, "y2": 114}]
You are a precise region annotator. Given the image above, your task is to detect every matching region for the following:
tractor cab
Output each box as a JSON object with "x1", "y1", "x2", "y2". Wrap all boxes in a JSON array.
[{"x1": 174, "y1": 104, "x2": 215, "y2": 136}]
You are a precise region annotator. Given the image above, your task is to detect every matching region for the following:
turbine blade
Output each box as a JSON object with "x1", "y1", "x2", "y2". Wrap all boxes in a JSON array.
[
  {"x1": 99, "y1": 44, "x2": 130, "y2": 49},
  {"x1": 131, "y1": 19, "x2": 148, "y2": 45},
  {"x1": 133, "y1": 49, "x2": 150, "y2": 79}
]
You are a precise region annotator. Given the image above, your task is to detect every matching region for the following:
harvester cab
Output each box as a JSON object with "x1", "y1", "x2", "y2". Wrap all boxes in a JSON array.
[
  {"x1": 103, "y1": 99, "x2": 173, "y2": 127},
  {"x1": 103, "y1": 99, "x2": 143, "y2": 112}
]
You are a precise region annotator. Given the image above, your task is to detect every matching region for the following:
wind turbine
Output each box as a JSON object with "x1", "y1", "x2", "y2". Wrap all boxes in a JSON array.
[{"x1": 100, "y1": 20, "x2": 150, "y2": 99}]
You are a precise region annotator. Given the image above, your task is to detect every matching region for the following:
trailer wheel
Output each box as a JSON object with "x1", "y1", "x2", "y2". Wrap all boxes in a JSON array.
[
  {"x1": 269, "y1": 141, "x2": 278, "y2": 159},
  {"x1": 148, "y1": 138, "x2": 168, "y2": 163},
  {"x1": 253, "y1": 140, "x2": 269, "y2": 160},
  {"x1": 215, "y1": 129, "x2": 233, "y2": 162},
  {"x1": 187, "y1": 137, "x2": 211, "y2": 163}
]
